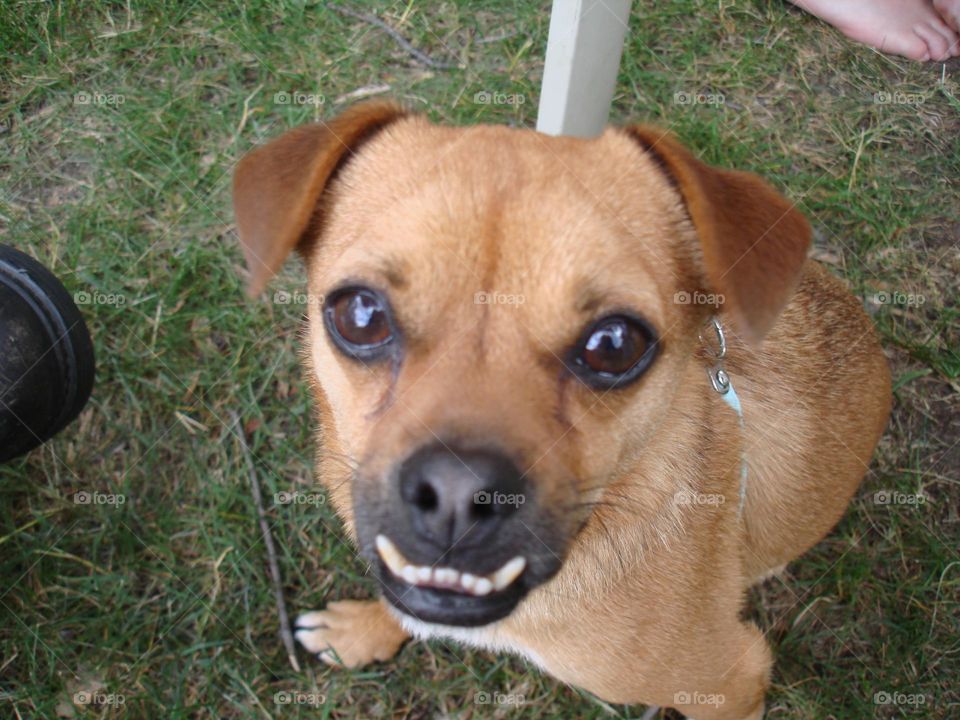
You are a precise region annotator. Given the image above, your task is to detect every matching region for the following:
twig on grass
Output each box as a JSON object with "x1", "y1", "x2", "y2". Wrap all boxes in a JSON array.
[
  {"x1": 329, "y1": 4, "x2": 461, "y2": 70},
  {"x1": 231, "y1": 410, "x2": 301, "y2": 673}
]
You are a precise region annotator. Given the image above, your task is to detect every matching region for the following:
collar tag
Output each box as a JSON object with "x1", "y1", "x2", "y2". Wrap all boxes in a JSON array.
[
  {"x1": 700, "y1": 317, "x2": 748, "y2": 518},
  {"x1": 700, "y1": 317, "x2": 730, "y2": 395}
]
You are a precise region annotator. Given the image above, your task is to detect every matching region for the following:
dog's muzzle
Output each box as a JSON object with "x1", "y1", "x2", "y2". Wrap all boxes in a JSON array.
[{"x1": 356, "y1": 441, "x2": 564, "y2": 627}]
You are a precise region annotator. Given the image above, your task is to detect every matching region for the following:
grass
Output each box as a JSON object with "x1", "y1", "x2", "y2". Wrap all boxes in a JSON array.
[{"x1": 0, "y1": 0, "x2": 958, "y2": 717}]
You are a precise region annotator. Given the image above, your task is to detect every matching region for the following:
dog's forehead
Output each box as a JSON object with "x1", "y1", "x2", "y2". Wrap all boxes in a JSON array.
[
  {"x1": 315, "y1": 119, "x2": 689, "y2": 321},
  {"x1": 342, "y1": 118, "x2": 681, "y2": 221}
]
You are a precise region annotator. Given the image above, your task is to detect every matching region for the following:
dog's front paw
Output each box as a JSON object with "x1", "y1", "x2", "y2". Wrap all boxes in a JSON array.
[{"x1": 295, "y1": 599, "x2": 409, "y2": 668}]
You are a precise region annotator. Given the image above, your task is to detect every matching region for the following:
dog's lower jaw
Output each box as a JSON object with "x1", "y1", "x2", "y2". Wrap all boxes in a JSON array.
[{"x1": 384, "y1": 604, "x2": 550, "y2": 670}]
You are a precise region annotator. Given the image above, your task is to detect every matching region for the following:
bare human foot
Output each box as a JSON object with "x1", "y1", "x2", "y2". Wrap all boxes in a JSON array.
[
  {"x1": 790, "y1": 0, "x2": 960, "y2": 61},
  {"x1": 934, "y1": 0, "x2": 960, "y2": 33}
]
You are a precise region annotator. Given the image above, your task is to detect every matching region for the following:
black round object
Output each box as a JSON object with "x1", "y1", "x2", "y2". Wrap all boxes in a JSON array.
[{"x1": 0, "y1": 244, "x2": 95, "y2": 462}]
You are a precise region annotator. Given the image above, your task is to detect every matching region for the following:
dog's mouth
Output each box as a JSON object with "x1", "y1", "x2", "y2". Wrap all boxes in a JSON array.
[
  {"x1": 374, "y1": 534, "x2": 530, "y2": 626},
  {"x1": 377, "y1": 535, "x2": 526, "y2": 595}
]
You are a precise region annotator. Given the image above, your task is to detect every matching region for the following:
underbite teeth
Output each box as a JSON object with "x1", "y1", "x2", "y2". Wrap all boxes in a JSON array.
[
  {"x1": 492, "y1": 556, "x2": 526, "y2": 590},
  {"x1": 474, "y1": 577, "x2": 494, "y2": 595},
  {"x1": 374, "y1": 534, "x2": 527, "y2": 597}
]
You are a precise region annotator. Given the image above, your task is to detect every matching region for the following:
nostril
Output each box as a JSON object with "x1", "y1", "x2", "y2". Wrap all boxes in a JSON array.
[
  {"x1": 414, "y1": 481, "x2": 438, "y2": 512},
  {"x1": 472, "y1": 496, "x2": 496, "y2": 519}
]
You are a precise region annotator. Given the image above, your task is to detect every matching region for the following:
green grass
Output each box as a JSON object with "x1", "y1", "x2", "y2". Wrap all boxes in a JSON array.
[{"x1": 1, "y1": 1, "x2": 958, "y2": 717}]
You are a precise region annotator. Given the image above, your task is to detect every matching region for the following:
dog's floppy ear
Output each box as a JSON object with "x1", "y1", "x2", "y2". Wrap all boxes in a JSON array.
[
  {"x1": 233, "y1": 101, "x2": 409, "y2": 297},
  {"x1": 624, "y1": 126, "x2": 811, "y2": 343}
]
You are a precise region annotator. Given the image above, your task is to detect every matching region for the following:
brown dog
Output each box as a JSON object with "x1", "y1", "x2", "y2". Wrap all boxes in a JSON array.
[{"x1": 233, "y1": 102, "x2": 891, "y2": 719}]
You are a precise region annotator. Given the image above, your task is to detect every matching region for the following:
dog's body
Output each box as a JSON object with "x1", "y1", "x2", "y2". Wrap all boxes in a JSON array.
[{"x1": 234, "y1": 103, "x2": 891, "y2": 719}]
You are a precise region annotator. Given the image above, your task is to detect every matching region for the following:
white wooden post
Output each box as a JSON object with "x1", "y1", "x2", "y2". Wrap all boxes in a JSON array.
[{"x1": 536, "y1": 0, "x2": 633, "y2": 138}]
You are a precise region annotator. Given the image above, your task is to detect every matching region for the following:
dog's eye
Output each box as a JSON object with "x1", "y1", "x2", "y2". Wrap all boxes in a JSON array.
[
  {"x1": 572, "y1": 315, "x2": 658, "y2": 388},
  {"x1": 324, "y1": 287, "x2": 395, "y2": 358}
]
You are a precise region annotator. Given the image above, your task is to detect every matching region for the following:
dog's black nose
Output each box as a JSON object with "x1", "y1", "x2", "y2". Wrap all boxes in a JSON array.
[{"x1": 399, "y1": 443, "x2": 527, "y2": 548}]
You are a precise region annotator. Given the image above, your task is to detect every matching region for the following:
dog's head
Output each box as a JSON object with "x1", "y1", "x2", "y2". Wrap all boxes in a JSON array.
[{"x1": 233, "y1": 102, "x2": 810, "y2": 626}]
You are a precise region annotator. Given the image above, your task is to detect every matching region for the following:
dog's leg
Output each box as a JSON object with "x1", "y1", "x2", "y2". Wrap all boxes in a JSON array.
[
  {"x1": 669, "y1": 623, "x2": 771, "y2": 720},
  {"x1": 294, "y1": 599, "x2": 410, "y2": 667},
  {"x1": 683, "y1": 705, "x2": 764, "y2": 720},
  {"x1": 685, "y1": 706, "x2": 765, "y2": 720},
  {"x1": 540, "y1": 615, "x2": 771, "y2": 720}
]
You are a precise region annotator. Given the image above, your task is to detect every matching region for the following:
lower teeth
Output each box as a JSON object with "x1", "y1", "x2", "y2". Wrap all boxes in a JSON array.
[{"x1": 375, "y1": 534, "x2": 526, "y2": 596}]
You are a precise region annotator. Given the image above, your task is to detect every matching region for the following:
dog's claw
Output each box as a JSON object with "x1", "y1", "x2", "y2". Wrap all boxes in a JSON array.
[
  {"x1": 294, "y1": 611, "x2": 329, "y2": 630},
  {"x1": 317, "y1": 650, "x2": 337, "y2": 666}
]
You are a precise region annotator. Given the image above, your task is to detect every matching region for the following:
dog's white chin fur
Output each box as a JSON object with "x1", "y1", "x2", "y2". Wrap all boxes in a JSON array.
[{"x1": 385, "y1": 604, "x2": 547, "y2": 669}]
